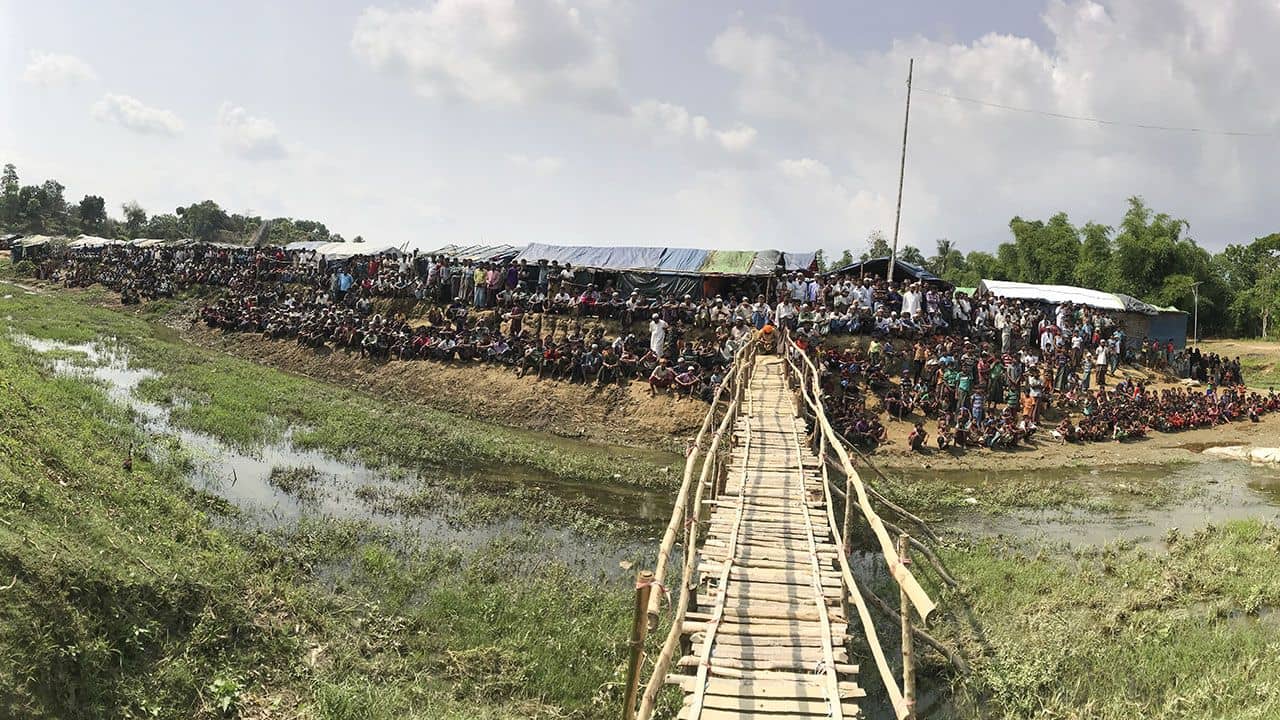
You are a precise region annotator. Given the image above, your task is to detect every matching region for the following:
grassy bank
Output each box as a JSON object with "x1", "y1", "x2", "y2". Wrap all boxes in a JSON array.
[
  {"x1": 0, "y1": 282, "x2": 677, "y2": 491},
  {"x1": 937, "y1": 522, "x2": 1280, "y2": 718},
  {"x1": 0, "y1": 327, "x2": 635, "y2": 719}
]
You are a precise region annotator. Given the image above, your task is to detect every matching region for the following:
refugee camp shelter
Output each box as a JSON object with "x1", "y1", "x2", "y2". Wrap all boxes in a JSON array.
[
  {"x1": 312, "y1": 240, "x2": 403, "y2": 259},
  {"x1": 823, "y1": 256, "x2": 950, "y2": 288},
  {"x1": 512, "y1": 243, "x2": 815, "y2": 298},
  {"x1": 68, "y1": 234, "x2": 127, "y2": 250},
  {"x1": 976, "y1": 279, "x2": 1188, "y2": 349},
  {"x1": 419, "y1": 243, "x2": 522, "y2": 262},
  {"x1": 10, "y1": 234, "x2": 64, "y2": 262}
]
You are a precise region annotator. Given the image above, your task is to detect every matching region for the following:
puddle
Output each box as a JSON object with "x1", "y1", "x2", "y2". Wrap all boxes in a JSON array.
[
  {"x1": 12, "y1": 333, "x2": 661, "y2": 574},
  {"x1": 926, "y1": 463, "x2": 1280, "y2": 548}
]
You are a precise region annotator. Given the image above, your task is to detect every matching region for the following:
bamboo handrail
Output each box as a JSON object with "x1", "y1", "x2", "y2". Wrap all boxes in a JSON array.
[
  {"x1": 785, "y1": 337, "x2": 937, "y2": 623},
  {"x1": 633, "y1": 339, "x2": 757, "y2": 720}
]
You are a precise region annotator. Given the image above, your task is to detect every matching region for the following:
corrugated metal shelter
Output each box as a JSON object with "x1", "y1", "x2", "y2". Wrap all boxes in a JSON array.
[{"x1": 977, "y1": 279, "x2": 1187, "y2": 349}]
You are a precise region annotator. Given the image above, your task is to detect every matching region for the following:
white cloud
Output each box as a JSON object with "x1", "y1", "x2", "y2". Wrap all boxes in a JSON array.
[
  {"x1": 351, "y1": 0, "x2": 623, "y2": 111},
  {"x1": 23, "y1": 52, "x2": 96, "y2": 87},
  {"x1": 217, "y1": 103, "x2": 287, "y2": 160},
  {"x1": 778, "y1": 157, "x2": 831, "y2": 180},
  {"x1": 507, "y1": 153, "x2": 565, "y2": 175},
  {"x1": 706, "y1": 1, "x2": 1280, "y2": 254},
  {"x1": 631, "y1": 100, "x2": 757, "y2": 152},
  {"x1": 90, "y1": 93, "x2": 183, "y2": 136}
]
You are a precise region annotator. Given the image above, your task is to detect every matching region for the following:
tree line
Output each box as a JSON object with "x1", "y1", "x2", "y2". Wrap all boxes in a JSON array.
[
  {"x1": 819, "y1": 197, "x2": 1279, "y2": 339},
  {"x1": 0, "y1": 163, "x2": 360, "y2": 248}
]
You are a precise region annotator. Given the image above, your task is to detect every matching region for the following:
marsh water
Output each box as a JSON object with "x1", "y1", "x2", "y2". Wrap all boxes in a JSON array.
[
  {"x1": 15, "y1": 334, "x2": 675, "y2": 575},
  {"x1": 19, "y1": 331, "x2": 1280, "y2": 566},
  {"x1": 898, "y1": 462, "x2": 1280, "y2": 548}
]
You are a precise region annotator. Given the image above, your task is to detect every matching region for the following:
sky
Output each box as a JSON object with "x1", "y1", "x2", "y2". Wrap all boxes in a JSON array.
[{"x1": 2, "y1": 0, "x2": 1278, "y2": 257}]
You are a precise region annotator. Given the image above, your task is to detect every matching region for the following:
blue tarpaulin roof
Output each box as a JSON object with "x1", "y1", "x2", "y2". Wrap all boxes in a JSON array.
[
  {"x1": 514, "y1": 243, "x2": 794, "y2": 276},
  {"x1": 657, "y1": 247, "x2": 709, "y2": 272}
]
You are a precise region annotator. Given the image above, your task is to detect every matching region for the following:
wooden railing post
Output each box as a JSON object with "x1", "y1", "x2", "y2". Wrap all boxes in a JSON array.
[
  {"x1": 623, "y1": 570, "x2": 655, "y2": 720},
  {"x1": 898, "y1": 535, "x2": 917, "y2": 720}
]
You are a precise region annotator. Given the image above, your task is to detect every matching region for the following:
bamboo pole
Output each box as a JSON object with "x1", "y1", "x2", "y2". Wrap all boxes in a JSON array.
[
  {"x1": 899, "y1": 534, "x2": 917, "y2": 720},
  {"x1": 635, "y1": 344, "x2": 753, "y2": 720},
  {"x1": 855, "y1": 570, "x2": 970, "y2": 674},
  {"x1": 623, "y1": 570, "x2": 655, "y2": 720},
  {"x1": 788, "y1": 336, "x2": 936, "y2": 622}
]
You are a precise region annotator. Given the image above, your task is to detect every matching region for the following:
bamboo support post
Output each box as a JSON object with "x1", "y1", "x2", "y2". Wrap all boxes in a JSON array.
[
  {"x1": 898, "y1": 535, "x2": 917, "y2": 720},
  {"x1": 623, "y1": 570, "x2": 655, "y2": 720}
]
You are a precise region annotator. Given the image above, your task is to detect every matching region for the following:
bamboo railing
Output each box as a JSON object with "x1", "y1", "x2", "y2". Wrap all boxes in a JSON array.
[
  {"x1": 621, "y1": 330, "x2": 937, "y2": 720},
  {"x1": 625, "y1": 336, "x2": 759, "y2": 720}
]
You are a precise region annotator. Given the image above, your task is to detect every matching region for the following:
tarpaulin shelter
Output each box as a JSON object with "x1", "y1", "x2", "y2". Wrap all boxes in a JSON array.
[
  {"x1": 284, "y1": 240, "x2": 329, "y2": 252},
  {"x1": 10, "y1": 234, "x2": 62, "y2": 262},
  {"x1": 68, "y1": 234, "x2": 127, "y2": 249},
  {"x1": 823, "y1": 256, "x2": 948, "y2": 287},
  {"x1": 977, "y1": 279, "x2": 1187, "y2": 349},
  {"x1": 782, "y1": 251, "x2": 819, "y2": 272},
  {"x1": 314, "y1": 241, "x2": 403, "y2": 259},
  {"x1": 420, "y1": 243, "x2": 522, "y2": 262},
  {"x1": 513, "y1": 243, "x2": 799, "y2": 298}
]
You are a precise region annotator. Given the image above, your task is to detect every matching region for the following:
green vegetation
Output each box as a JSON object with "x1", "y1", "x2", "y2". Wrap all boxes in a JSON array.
[
  {"x1": 823, "y1": 198, "x2": 1280, "y2": 339},
  {"x1": 939, "y1": 521, "x2": 1280, "y2": 718},
  {"x1": 0, "y1": 281, "x2": 677, "y2": 491},
  {"x1": 2, "y1": 162, "x2": 355, "y2": 245},
  {"x1": 0, "y1": 314, "x2": 636, "y2": 719},
  {"x1": 880, "y1": 462, "x2": 1190, "y2": 519}
]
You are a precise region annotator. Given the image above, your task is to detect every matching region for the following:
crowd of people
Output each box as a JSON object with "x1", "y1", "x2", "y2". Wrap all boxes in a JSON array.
[{"x1": 30, "y1": 242, "x2": 1271, "y2": 456}]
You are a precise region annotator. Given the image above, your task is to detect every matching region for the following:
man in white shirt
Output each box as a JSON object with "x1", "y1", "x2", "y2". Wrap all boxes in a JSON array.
[{"x1": 649, "y1": 314, "x2": 669, "y2": 356}]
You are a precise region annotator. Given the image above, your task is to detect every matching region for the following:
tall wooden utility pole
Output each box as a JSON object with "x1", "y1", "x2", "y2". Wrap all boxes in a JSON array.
[{"x1": 887, "y1": 58, "x2": 913, "y2": 284}]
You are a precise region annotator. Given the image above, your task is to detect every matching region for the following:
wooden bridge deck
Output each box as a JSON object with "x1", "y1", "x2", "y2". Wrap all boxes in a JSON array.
[{"x1": 671, "y1": 355, "x2": 865, "y2": 719}]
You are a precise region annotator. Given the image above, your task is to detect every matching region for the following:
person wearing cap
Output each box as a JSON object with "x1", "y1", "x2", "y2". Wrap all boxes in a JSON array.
[{"x1": 649, "y1": 312, "x2": 669, "y2": 357}]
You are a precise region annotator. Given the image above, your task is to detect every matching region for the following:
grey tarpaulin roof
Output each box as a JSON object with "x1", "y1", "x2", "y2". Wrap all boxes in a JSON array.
[
  {"x1": 782, "y1": 251, "x2": 818, "y2": 271},
  {"x1": 425, "y1": 244, "x2": 522, "y2": 262},
  {"x1": 823, "y1": 257, "x2": 946, "y2": 285}
]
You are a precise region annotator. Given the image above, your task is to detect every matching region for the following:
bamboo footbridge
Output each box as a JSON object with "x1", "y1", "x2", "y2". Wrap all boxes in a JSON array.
[{"x1": 622, "y1": 334, "x2": 940, "y2": 720}]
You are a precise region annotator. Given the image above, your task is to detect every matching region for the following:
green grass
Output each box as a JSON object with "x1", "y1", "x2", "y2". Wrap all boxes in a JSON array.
[
  {"x1": 0, "y1": 280, "x2": 677, "y2": 491},
  {"x1": 0, "y1": 331, "x2": 638, "y2": 719},
  {"x1": 937, "y1": 522, "x2": 1280, "y2": 719}
]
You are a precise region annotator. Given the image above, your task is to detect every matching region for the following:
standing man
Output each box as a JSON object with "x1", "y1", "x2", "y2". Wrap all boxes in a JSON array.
[{"x1": 649, "y1": 313, "x2": 669, "y2": 358}]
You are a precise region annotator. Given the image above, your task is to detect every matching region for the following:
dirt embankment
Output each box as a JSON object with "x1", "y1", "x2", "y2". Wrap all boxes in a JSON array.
[{"x1": 180, "y1": 323, "x2": 708, "y2": 452}]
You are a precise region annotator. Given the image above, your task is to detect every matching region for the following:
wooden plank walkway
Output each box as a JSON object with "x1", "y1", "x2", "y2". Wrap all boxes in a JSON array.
[{"x1": 671, "y1": 355, "x2": 865, "y2": 719}]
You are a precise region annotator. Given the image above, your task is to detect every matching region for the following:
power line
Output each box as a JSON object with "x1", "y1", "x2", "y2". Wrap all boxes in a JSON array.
[{"x1": 913, "y1": 86, "x2": 1275, "y2": 138}]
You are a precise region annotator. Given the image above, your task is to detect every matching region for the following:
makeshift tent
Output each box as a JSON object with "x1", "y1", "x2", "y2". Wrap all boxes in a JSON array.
[
  {"x1": 284, "y1": 240, "x2": 329, "y2": 252},
  {"x1": 976, "y1": 279, "x2": 1187, "y2": 349},
  {"x1": 782, "y1": 251, "x2": 818, "y2": 272},
  {"x1": 417, "y1": 243, "x2": 522, "y2": 262},
  {"x1": 513, "y1": 243, "x2": 799, "y2": 298},
  {"x1": 978, "y1": 279, "x2": 1135, "y2": 313},
  {"x1": 823, "y1": 257, "x2": 948, "y2": 287},
  {"x1": 10, "y1": 235, "x2": 63, "y2": 262},
  {"x1": 68, "y1": 234, "x2": 126, "y2": 249},
  {"x1": 314, "y1": 241, "x2": 402, "y2": 259}
]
